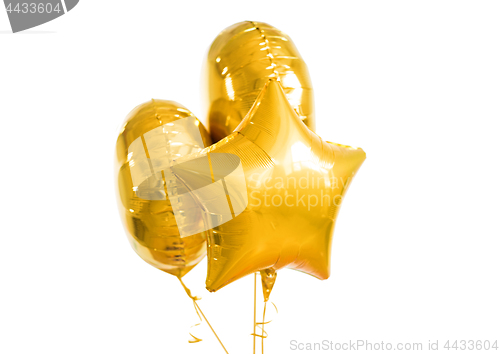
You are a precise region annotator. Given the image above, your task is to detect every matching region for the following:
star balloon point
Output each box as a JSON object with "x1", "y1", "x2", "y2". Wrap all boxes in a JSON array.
[{"x1": 173, "y1": 79, "x2": 365, "y2": 292}]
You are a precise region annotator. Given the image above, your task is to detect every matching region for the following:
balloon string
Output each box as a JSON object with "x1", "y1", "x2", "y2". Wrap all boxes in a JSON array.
[
  {"x1": 250, "y1": 273, "x2": 278, "y2": 354},
  {"x1": 188, "y1": 300, "x2": 203, "y2": 344},
  {"x1": 253, "y1": 272, "x2": 257, "y2": 354},
  {"x1": 252, "y1": 302, "x2": 277, "y2": 339},
  {"x1": 261, "y1": 301, "x2": 267, "y2": 353},
  {"x1": 177, "y1": 276, "x2": 230, "y2": 354}
]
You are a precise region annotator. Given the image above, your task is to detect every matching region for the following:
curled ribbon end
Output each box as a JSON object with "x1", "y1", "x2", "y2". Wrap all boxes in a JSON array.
[
  {"x1": 177, "y1": 277, "x2": 229, "y2": 353},
  {"x1": 188, "y1": 331, "x2": 203, "y2": 344}
]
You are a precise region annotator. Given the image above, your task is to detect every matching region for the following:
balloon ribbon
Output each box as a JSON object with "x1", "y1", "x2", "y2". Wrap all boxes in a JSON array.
[
  {"x1": 177, "y1": 276, "x2": 229, "y2": 354},
  {"x1": 251, "y1": 272, "x2": 278, "y2": 354}
]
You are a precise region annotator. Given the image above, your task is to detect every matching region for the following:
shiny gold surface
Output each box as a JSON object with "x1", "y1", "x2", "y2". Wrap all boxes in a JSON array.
[
  {"x1": 204, "y1": 21, "x2": 315, "y2": 142},
  {"x1": 115, "y1": 100, "x2": 212, "y2": 277},
  {"x1": 260, "y1": 269, "x2": 277, "y2": 302},
  {"x1": 176, "y1": 80, "x2": 365, "y2": 292}
]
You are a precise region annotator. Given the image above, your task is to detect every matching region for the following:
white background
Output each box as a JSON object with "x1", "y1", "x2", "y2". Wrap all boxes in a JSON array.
[{"x1": 1, "y1": 1, "x2": 499, "y2": 353}]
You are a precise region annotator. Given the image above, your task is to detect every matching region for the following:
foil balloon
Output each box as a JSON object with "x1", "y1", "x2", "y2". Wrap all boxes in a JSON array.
[
  {"x1": 204, "y1": 21, "x2": 315, "y2": 142},
  {"x1": 173, "y1": 80, "x2": 365, "y2": 292},
  {"x1": 115, "y1": 102, "x2": 231, "y2": 352},
  {"x1": 115, "y1": 99, "x2": 212, "y2": 277}
]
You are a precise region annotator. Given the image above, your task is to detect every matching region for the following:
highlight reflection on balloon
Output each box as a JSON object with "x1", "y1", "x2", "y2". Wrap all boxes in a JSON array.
[
  {"x1": 204, "y1": 21, "x2": 315, "y2": 143},
  {"x1": 174, "y1": 80, "x2": 365, "y2": 292},
  {"x1": 115, "y1": 100, "x2": 212, "y2": 277}
]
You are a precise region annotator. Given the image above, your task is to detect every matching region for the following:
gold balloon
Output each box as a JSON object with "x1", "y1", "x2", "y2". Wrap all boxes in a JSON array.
[
  {"x1": 115, "y1": 100, "x2": 212, "y2": 277},
  {"x1": 204, "y1": 21, "x2": 315, "y2": 142},
  {"x1": 174, "y1": 80, "x2": 365, "y2": 292}
]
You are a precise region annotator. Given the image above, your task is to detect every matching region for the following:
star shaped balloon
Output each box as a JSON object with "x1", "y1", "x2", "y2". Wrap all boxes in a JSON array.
[{"x1": 173, "y1": 79, "x2": 366, "y2": 292}]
